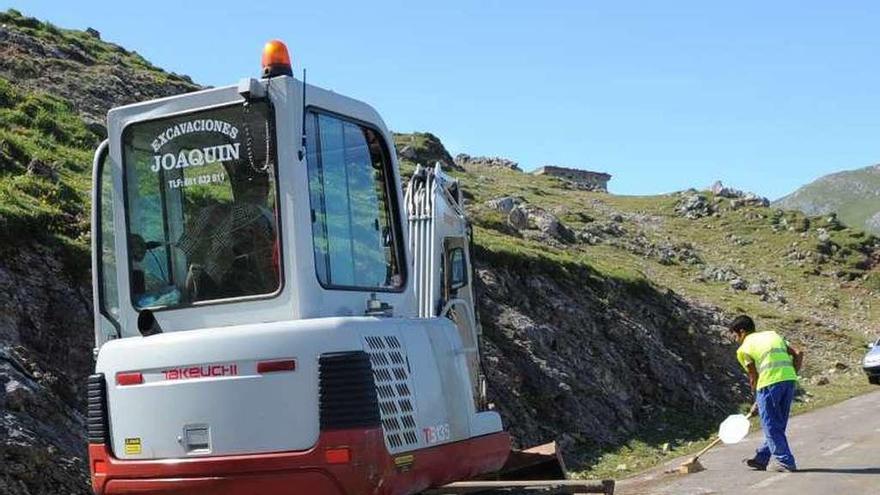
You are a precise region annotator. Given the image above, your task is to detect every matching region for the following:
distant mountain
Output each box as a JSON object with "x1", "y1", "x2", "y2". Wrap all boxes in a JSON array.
[{"x1": 775, "y1": 164, "x2": 880, "y2": 233}]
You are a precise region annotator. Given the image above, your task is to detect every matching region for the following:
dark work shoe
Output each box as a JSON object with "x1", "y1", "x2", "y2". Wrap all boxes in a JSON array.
[
  {"x1": 773, "y1": 463, "x2": 797, "y2": 473},
  {"x1": 743, "y1": 458, "x2": 768, "y2": 471}
]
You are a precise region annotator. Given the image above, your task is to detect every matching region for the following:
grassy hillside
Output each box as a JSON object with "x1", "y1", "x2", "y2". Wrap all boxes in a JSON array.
[
  {"x1": 0, "y1": 7, "x2": 199, "y2": 267},
  {"x1": 395, "y1": 133, "x2": 879, "y2": 477},
  {"x1": 0, "y1": 77, "x2": 93, "y2": 250},
  {"x1": 0, "y1": 11, "x2": 198, "y2": 494},
  {"x1": 401, "y1": 136, "x2": 880, "y2": 343},
  {"x1": 775, "y1": 164, "x2": 880, "y2": 235},
  {"x1": 0, "y1": 9, "x2": 197, "y2": 124},
  {"x1": 1, "y1": 8, "x2": 878, "y2": 489}
]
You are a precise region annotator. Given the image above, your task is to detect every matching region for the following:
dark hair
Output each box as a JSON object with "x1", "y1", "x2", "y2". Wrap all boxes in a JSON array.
[{"x1": 729, "y1": 315, "x2": 755, "y2": 334}]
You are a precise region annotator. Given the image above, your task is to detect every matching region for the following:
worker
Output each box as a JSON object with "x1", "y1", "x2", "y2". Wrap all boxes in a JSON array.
[{"x1": 728, "y1": 315, "x2": 803, "y2": 472}]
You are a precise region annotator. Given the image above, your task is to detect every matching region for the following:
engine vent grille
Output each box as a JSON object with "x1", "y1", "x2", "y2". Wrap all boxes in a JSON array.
[
  {"x1": 363, "y1": 335, "x2": 419, "y2": 451},
  {"x1": 87, "y1": 374, "x2": 108, "y2": 444},
  {"x1": 318, "y1": 352, "x2": 381, "y2": 430}
]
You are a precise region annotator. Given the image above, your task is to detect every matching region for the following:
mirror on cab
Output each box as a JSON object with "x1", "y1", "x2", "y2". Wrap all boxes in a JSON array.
[{"x1": 448, "y1": 247, "x2": 467, "y2": 291}]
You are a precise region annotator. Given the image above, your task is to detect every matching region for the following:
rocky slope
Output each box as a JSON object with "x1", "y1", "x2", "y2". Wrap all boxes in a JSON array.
[
  {"x1": 775, "y1": 164, "x2": 880, "y2": 234},
  {"x1": 0, "y1": 10, "x2": 198, "y2": 494},
  {"x1": 396, "y1": 142, "x2": 880, "y2": 472},
  {"x1": 0, "y1": 9, "x2": 197, "y2": 128},
  {"x1": 1, "y1": 9, "x2": 878, "y2": 493}
]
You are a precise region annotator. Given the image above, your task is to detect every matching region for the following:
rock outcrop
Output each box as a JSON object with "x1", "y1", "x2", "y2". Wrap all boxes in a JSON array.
[
  {"x1": 455, "y1": 154, "x2": 521, "y2": 172},
  {"x1": 0, "y1": 10, "x2": 199, "y2": 126},
  {"x1": 485, "y1": 196, "x2": 575, "y2": 243},
  {"x1": 0, "y1": 11, "x2": 196, "y2": 493},
  {"x1": 393, "y1": 132, "x2": 458, "y2": 170},
  {"x1": 533, "y1": 166, "x2": 611, "y2": 192},
  {"x1": 675, "y1": 194, "x2": 715, "y2": 219},
  {"x1": 1, "y1": 244, "x2": 93, "y2": 495},
  {"x1": 476, "y1": 256, "x2": 744, "y2": 463},
  {"x1": 709, "y1": 181, "x2": 770, "y2": 208}
]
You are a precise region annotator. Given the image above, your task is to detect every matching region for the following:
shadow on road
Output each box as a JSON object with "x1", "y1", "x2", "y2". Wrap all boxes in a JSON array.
[{"x1": 796, "y1": 468, "x2": 880, "y2": 475}]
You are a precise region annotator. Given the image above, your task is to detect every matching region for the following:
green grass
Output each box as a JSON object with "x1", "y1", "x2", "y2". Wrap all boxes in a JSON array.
[
  {"x1": 394, "y1": 133, "x2": 880, "y2": 354},
  {"x1": 0, "y1": 76, "x2": 98, "y2": 279},
  {"x1": 0, "y1": 8, "x2": 198, "y2": 276},
  {"x1": 0, "y1": 9, "x2": 193, "y2": 88},
  {"x1": 395, "y1": 132, "x2": 880, "y2": 478}
]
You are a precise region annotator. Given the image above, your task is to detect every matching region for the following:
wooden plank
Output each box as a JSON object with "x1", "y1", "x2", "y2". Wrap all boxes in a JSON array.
[
  {"x1": 423, "y1": 478, "x2": 614, "y2": 494},
  {"x1": 498, "y1": 441, "x2": 567, "y2": 480}
]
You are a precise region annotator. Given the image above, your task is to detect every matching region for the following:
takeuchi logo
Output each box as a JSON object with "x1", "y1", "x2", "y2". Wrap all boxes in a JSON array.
[
  {"x1": 162, "y1": 364, "x2": 239, "y2": 381},
  {"x1": 149, "y1": 118, "x2": 241, "y2": 173}
]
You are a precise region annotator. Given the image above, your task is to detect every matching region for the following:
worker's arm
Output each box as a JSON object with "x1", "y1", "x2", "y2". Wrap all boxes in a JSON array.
[
  {"x1": 787, "y1": 343, "x2": 804, "y2": 374},
  {"x1": 746, "y1": 362, "x2": 758, "y2": 392}
]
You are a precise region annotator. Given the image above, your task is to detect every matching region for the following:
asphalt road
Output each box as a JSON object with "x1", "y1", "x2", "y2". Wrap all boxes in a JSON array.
[{"x1": 616, "y1": 389, "x2": 880, "y2": 495}]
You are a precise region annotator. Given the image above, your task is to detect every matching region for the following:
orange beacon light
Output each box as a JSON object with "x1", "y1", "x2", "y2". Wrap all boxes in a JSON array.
[{"x1": 262, "y1": 40, "x2": 293, "y2": 78}]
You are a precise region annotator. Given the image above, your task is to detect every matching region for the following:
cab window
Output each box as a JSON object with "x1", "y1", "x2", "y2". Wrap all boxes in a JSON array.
[
  {"x1": 122, "y1": 102, "x2": 281, "y2": 309},
  {"x1": 97, "y1": 148, "x2": 120, "y2": 323},
  {"x1": 305, "y1": 112, "x2": 403, "y2": 290}
]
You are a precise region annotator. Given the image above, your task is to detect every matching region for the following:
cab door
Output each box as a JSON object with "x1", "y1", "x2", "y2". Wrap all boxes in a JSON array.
[{"x1": 441, "y1": 236, "x2": 486, "y2": 409}]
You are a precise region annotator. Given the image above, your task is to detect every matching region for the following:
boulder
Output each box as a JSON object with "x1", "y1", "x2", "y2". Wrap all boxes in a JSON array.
[
  {"x1": 710, "y1": 180, "x2": 740, "y2": 198},
  {"x1": 675, "y1": 194, "x2": 714, "y2": 219},
  {"x1": 485, "y1": 196, "x2": 521, "y2": 215},
  {"x1": 4, "y1": 377, "x2": 34, "y2": 412},
  {"x1": 455, "y1": 153, "x2": 521, "y2": 172},
  {"x1": 398, "y1": 145, "x2": 417, "y2": 160},
  {"x1": 506, "y1": 204, "x2": 574, "y2": 242},
  {"x1": 702, "y1": 266, "x2": 740, "y2": 282},
  {"x1": 26, "y1": 158, "x2": 58, "y2": 182},
  {"x1": 742, "y1": 192, "x2": 770, "y2": 207},
  {"x1": 747, "y1": 283, "x2": 766, "y2": 296},
  {"x1": 507, "y1": 207, "x2": 528, "y2": 230},
  {"x1": 709, "y1": 181, "x2": 769, "y2": 207}
]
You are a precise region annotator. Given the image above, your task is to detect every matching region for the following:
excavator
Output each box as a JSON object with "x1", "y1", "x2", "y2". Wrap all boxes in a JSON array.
[{"x1": 87, "y1": 40, "x2": 610, "y2": 495}]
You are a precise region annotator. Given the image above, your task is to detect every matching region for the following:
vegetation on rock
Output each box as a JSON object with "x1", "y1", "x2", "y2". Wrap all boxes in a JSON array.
[
  {"x1": 1, "y1": 9, "x2": 878, "y2": 491},
  {"x1": 775, "y1": 164, "x2": 880, "y2": 235},
  {"x1": 0, "y1": 76, "x2": 94, "y2": 252},
  {"x1": 395, "y1": 132, "x2": 880, "y2": 477}
]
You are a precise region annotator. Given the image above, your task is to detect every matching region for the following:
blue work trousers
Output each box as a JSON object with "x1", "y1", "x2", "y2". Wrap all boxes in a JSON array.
[{"x1": 754, "y1": 380, "x2": 797, "y2": 468}]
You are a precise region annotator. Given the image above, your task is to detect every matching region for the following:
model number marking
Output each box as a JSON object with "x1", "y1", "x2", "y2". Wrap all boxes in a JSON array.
[{"x1": 422, "y1": 423, "x2": 450, "y2": 444}]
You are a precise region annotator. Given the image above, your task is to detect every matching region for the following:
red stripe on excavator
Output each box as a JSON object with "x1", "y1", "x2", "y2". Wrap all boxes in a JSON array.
[
  {"x1": 89, "y1": 428, "x2": 510, "y2": 495},
  {"x1": 115, "y1": 372, "x2": 144, "y2": 386},
  {"x1": 256, "y1": 359, "x2": 296, "y2": 373}
]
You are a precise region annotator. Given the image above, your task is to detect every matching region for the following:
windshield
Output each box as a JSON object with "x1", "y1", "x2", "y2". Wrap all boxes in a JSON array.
[{"x1": 122, "y1": 102, "x2": 280, "y2": 309}]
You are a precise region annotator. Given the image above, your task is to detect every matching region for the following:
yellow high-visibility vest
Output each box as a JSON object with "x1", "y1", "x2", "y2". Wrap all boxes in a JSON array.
[{"x1": 736, "y1": 331, "x2": 798, "y2": 390}]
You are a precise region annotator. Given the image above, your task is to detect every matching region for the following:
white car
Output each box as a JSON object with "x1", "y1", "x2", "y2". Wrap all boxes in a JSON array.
[{"x1": 863, "y1": 338, "x2": 880, "y2": 385}]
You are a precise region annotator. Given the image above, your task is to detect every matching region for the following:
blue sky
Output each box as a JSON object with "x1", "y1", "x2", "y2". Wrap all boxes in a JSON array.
[{"x1": 6, "y1": 1, "x2": 880, "y2": 198}]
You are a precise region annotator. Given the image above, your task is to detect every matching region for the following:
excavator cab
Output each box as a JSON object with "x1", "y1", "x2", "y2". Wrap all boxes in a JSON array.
[{"x1": 87, "y1": 41, "x2": 510, "y2": 495}]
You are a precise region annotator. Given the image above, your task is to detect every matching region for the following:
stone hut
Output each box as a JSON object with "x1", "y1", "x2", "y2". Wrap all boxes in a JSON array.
[{"x1": 532, "y1": 166, "x2": 611, "y2": 192}]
